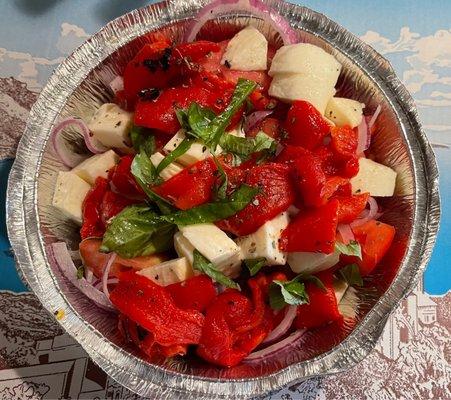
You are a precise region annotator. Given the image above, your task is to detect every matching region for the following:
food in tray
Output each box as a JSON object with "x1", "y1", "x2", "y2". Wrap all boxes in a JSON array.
[{"x1": 49, "y1": 0, "x2": 396, "y2": 368}]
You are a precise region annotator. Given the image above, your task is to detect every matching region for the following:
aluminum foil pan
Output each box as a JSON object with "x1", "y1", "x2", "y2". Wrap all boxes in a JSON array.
[{"x1": 6, "y1": 0, "x2": 440, "y2": 398}]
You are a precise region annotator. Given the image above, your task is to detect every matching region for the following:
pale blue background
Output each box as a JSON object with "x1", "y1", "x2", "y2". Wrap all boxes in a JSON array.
[{"x1": 0, "y1": 0, "x2": 450, "y2": 294}]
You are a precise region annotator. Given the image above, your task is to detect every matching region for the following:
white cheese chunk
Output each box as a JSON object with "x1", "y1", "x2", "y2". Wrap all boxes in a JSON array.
[
  {"x1": 221, "y1": 26, "x2": 268, "y2": 71},
  {"x1": 287, "y1": 250, "x2": 340, "y2": 274},
  {"x1": 177, "y1": 224, "x2": 242, "y2": 278},
  {"x1": 137, "y1": 257, "x2": 194, "y2": 286},
  {"x1": 269, "y1": 43, "x2": 342, "y2": 87},
  {"x1": 269, "y1": 73, "x2": 335, "y2": 114},
  {"x1": 87, "y1": 103, "x2": 133, "y2": 149},
  {"x1": 350, "y1": 158, "x2": 397, "y2": 197},
  {"x1": 149, "y1": 152, "x2": 183, "y2": 181},
  {"x1": 52, "y1": 171, "x2": 91, "y2": 225},
  {"x1": 236, "y1": 212, "x2": 289, "y2": 266},
  {"x1": 163, "y1": 130, "x2": 215, "y2": 166},
  {"x1": 72, "y1": 150, "x2": 119, "y2": 185},
  {"x1": 333, "y1": 277, "x2": 349, "y2": 303},
  {"x1": 325, "y1": 97, "x2": 364, "y2": 128}
]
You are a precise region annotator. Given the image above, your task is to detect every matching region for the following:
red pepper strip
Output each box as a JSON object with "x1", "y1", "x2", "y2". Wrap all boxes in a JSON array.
[
  {"x1": 334, "y1": 192, "x2": 370, "y2": 224},
  {"x1": 100, "y1": 190, "x2": 137, "y2": 226},
  {"x1": 80, "y1": 177, "x2": 109, "y2": 239},
  {"x1": 280, "y1": 199, "x2": 339, "y2": 254},
  {"x1": 330, "y1": 126, "x2": 358, "y2": 159},
  {"x1": 283, "y1": 100, "x2": 331, "y2": 150},
  {"x1": 295, "y1": 271, "x2": 342, "y2": 330},
  {"x1": 153, "y1": 158, "x2": 217, "y2": 210},
  {"x1": 110, "y1": 271, "x2": 204, "y2": 347},
  {"x1": 108, "y1": 155, "x2": 145, "y2": 200},
  {"x1": 234, "y1": 278, "x2": 266, "y2": 333}
]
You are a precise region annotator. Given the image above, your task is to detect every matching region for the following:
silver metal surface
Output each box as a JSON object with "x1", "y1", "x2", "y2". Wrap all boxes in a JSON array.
[{"x1": 6, "y1": 0, "x2": 440, "y2": 398}]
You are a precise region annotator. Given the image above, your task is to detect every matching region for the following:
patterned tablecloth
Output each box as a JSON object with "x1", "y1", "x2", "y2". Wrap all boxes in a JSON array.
[{"x1": 0, "y1": 1, "x2": 450, "y2": 399}]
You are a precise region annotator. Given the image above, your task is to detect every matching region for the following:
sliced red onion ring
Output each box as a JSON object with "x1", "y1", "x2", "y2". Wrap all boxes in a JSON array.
[
  {"x1": 109, "y1": 75, "x2": 124, "y2": 94},
  {"x1": 48, "y1": 242, "x2": 115, "y2": 312},
  {"x1": 356, "y1": 116, "x2": 369, "y2": 155},
  {"x1": 337, "y1": 224, "x2": 355, "y2": 244},
  {"x1": 262, "y1": 306, "x2": 297, "y2": 344},
  {"x1": 244, "y1": 328, "x2": 306, "y2": 362},
  {"x1": 102, "y1": 253, "x2": 117, "y2": 299},
  {"x1": 367, "y1": 105, "x2": 381, "y2": 131},
  {"x1": 350, "y1": 196, "x2": 379, "y2": 228},
  {"x1": 243, "y1": 110, "x2": 273, "y2": 134},
  {"x1": 184, "y1": 0, "x2": 298, "y2": 45}
]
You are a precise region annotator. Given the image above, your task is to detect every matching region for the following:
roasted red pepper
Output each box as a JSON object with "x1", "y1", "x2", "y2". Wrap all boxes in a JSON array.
[
  {"x1": 279, "y1": 199, "x2": 339, "y2": 253},
  {"x1": 110, "y1": 271, "x2": 204, "y2": 347},
  {"x1": 80, "y1": 177, "x2": 109, "y2": 239},
  {"x1": 153, "y1": 158, "x2": 217, "y2": 209},
  {"x1": 100, "y1": 190, "x2": 137, "y2": 226},
  {"x1": 295, "y1": 271, "x2": 342, "y2": 329},
  {"x1": 108, "y1": 155, "x2": 145, "y2": 200},
  {"x1": 335, "y1": 192, "x2": 369, "y2": 224}
]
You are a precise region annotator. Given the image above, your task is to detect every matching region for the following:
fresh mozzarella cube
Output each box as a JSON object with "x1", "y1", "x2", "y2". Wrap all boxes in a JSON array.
[
  {"x1": 163, "y1": 130, "x2": 216, "y2": 166},
  {"x1": 87, "y1": 103, "x2": 133, "y2": 149},
  {"x1": 72, "y1": 150, "x2": 119, "y2": 185},
  {"x1": 52, "y1": 171, "x2": 91, "y2": 225},
  {"x1": 325, "y1": 97, "x2": 364, "y2": 128},
  {"x1": 269, "y1": 73, "x2": 335, "y2": 114},
  {"x1": 350, "y1": 158, "x2": 397, "y2": 197},
  {"x1": 137, "y1": 257, "x2": 194, "y2": 286},
  {"x1": 287, "y1": 250, "x2": 340, "y2": 274},
  {"x1": 269, "y1": 43, "x2": 342, "y2": 87},
  {"x1": 174, "y1": 231, "x2": 195, "y2": 262},
  {"x1": 236, "y1": 212, "x2": 289, "y2": 266},
  {"x1": 178, "y1": 224, "x2": 242, "y2": 278},
  {"x1": 221, "y1": 26, "x2": 268, "y2": 71},
  {"x1": 149, "y1": 152, "x2": 183, "y2": 181},
  {"x1": 333, "y1": 277, "x2": 349, "y2": 303}
]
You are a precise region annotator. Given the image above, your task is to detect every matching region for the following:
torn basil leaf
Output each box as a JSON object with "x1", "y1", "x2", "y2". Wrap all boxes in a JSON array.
[
  {"x1": 76, "y1": 265, "x2": 85, "y2": 280},
  {"x1": 269, "y1": 279, "x2": 309, "y2": 310},
  {"x1": 219, "y1": 131, "x2": 276, "y2": 162},
  {"x1": 130, "y1": 125, "x2": 155, "y2": 154},
  {"x1": 335, "y1": 240, "x2": 362, "y2": 259},
  {"x1": 338, "y1": 264, "x2": 363, "y2": 287},
  {"x1": 155, "y1": 137, "x2": 194, "y2": 175},
  {"x1": 193, "y1": 250, "x2": 240, "y2": 290},
  {"x1": 244, "y1": 257, "x2": 266, "y2": 276},
  {"x1": 212, "y1": 156, "x2": 228, "y2": 200}
]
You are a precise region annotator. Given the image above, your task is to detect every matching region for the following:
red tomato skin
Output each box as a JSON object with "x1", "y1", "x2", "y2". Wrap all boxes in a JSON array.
[
  {"x1": 110, "y1": 271, "x2": 204, "y2": 347},
  {"x1": 295, "y1": 271, "x2": 342, "y2": 330},
  {"x1": 80, "y1": 177, "x2": 109, "y2": 239},
  {"x1": 153, "y1": 158, "x2": 217, "y2": 210},
  {"x1": 279, "y1": 199, "x2": 339, "y2": 254},
  {"x1": 217, "y1": 163, "x2": 295, "y2": 236},
  {"x1": 351, "y1": 220, "x2": 396, "y2": 276},
  {"x1": 167, "y1": 275, "x2": 217, "y2": 313},
  {"x1": 283, "y1": 101, "x2": 331, "y2": 150},
  {"x1": 335, "y1": 192, "x2": 369, "y2": 224}
]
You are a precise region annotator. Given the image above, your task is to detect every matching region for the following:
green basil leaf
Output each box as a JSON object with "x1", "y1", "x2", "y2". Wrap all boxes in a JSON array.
[
  {"x1": 301, "y1": 275, "x2": 327, "y2": 292},
  {"x1": 161, "y1": 184, "x2": 258, "y2": 225},
  {"x1": 219, "y1": 131, "x2": 276, "y2": 162},
  {"x1": 130, "y1": 125, "x2": 155, "y2": 154},
  {"x1": 335, "y1": 240, "x2": 362, "y2": 259},
  {"x1": 100, "y1": 205, "x2": 175, "y2": 258},
  {"x1": 155, "y1": 137, "x2": 194, "y2": 175},
  {"x1": 212, "y1": 156, "x2": 228, "y2": 200},
  {"x1": 193, "y1": 250, "x2": 240, "y2": 290},
  {"x1": 338, "y1": 264, "x2": 364, "y2": 287},
  {"x1": 186, "y1": 103, "x2": 217, "y2": 142},
  {"x1": 76, "y1": 265, "x2": 85, "y2": 280},
  {"x1": 269, "y1": 279, "x2": 309, "y2": 310},
  {"x1": 175, "y1": 108, "x2": 190, "y2": 131},
  {"x1": 244, "y1": 257, "x2": 266, "y2": 276}
]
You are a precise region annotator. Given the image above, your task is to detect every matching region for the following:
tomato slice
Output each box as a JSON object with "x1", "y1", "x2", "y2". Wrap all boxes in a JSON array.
[
  {"x1": 283, "y1": 100, "x2": 331, "y2": 150},
  {"x1": 279, "y1": 200, "x2": 339, "y2": 253},
  {"x1": 351, "y1": 220, "x2": 395, "y2": 276},
  {"x1": 111, "y1": 271, "x2": 204, "y2": 347},
  {"x1": 153, "y1": 158, "x2": 217, "y2": 209},
  {"x1": 217, "y1": 163, "x2": 295, "y2": 236},
  {"x1": 167, "y1": 275, "x2": 217, "y2": 313},
  {"x1": 295, "y1": 271, "x2": 342, "y2": 329}
]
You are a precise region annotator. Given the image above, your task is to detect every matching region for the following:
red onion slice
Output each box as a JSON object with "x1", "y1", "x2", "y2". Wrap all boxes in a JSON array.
[
  {"x1": 184, "y1": 0, "x2": 298, "y2": 45},
  {"x1": 102, "y1": 253, "x2": 117, "y2": 299},
  {"x1": 48, "y1": 242, "x2": 115, "y2": 312},
  {"x1": 262, "y1": 305, "x2": 297, "y2": 344},
  {"x1": 337, "y1": 224, "x2": 355, "y2": 244},
  {"x1": 243, "y1": 110, "x2": 273, "y2": 134},
  {"x1": 350, "y1": 196, "x2": 379, "y2": 228},
  {"x1": 244, "y1": 328, "x2": 306, "y2": 362},
  {"x1": 356, "y1": 116, "x2": 369, "y2": 155},
  {"x1": 367, "y1": 105, "x2": 381, "y2": 131},
  {"x1": 109, "y1": 75, "x2": 124, "y2": 94}
]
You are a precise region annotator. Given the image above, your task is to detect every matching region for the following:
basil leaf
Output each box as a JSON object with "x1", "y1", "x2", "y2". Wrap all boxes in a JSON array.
[
  {"x1": 244, "y1": 257, "x2": 266, "y2": 276},
  {"x1": 101, "y1": 205, "x2": 175, "y2": 258},
  {"x1": 76, "y1": 265, "x2": 84, "y2": 280},
  {"x1": 219, "y1": 131, "x2": 276, "y2": 162},
  {"x1": 186, "y1": 103, "x2": 217, "y2": 142},
  {"x1": 335, "y1": 240, "x2": 362, "y2": 259},
  {"x1": 161, "y1": 184, "x2": 258, "y2": 225},
  {"x1": 212, "y1": 156, "x2": 228, "y2": 200},
  {"x1": 175, "y1": 108, "x2": 190, "y2": 131},
  {"x1": 155, "y1": 137, "x2": 194, "y2": 175},
  {"x1": 301, "y1": 275, "x2": 327, "y2": 292},
  {"x1": 130, "y1": 125, "x2": 155, "y2": 154},
  {"x1": 269, "y1": 279, "x2": 309, "y2": 310},
  {"x1": 338, "y1": 264, "x2": 363, "y2": 287},
  {"x1": 193, "y1": 250, "x2": 240, "y2": 290}
]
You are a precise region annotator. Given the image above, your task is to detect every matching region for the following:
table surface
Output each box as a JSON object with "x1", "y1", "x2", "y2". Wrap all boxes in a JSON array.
[{"x1": 0, "y1": 1, "x2": 450, "y2": 399}]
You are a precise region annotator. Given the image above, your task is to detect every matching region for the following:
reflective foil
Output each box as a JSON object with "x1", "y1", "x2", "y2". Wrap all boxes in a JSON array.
[{"x1": 6, "y1": 0, "x2": 440, "y2": 398}]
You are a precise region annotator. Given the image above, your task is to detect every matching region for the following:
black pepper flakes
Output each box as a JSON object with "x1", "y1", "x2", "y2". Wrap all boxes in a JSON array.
[
  {"x1": 138, "y1": 88, "x2": 160, "y2": 101},
  {"x1": 224, "y1": 60, "x2": 231, "y2": 69}
]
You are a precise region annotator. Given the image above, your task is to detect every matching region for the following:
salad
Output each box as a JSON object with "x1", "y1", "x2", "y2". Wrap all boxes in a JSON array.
[{"x1": 49, "y1": 0, "x2": 397, "y2": 368}]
